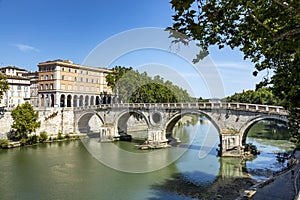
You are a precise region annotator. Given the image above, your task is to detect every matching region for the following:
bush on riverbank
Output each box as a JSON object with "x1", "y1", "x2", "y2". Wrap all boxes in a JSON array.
[
  {"x1": 0, "y1": 138, "x2": 9, "y2": 148},
  {"x1": 39, "y1": 131, "x2": 48, "y2": 142}
]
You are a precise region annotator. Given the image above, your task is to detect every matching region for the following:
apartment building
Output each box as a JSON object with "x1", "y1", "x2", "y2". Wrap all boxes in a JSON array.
[
  {"x1": 0, "y1": 66, "x2": 30, "y2": 108},
  {"x1": 38, "y1": 60, "x2": 112, "y2": 107},
  {"x1": 23, "y1": 71, "x2": 39, "y2": 107}
]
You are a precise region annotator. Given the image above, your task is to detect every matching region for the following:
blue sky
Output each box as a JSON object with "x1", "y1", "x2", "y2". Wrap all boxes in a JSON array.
[{"x1": 0, "y1": 0, "x2": 265, "y2": 98}]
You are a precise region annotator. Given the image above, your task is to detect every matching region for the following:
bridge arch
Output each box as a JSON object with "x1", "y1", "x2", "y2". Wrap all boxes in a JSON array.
[
  {"x1": 165, "y1": 110, "x2": 221, "y2": 136},
  {"x1": 240, "y1": 115, "x2": 288, "y2": 144},
  {"x1": 115, "y1": 110, "x2": 150, "y2": 134},
  {"x1": 77, "y1": 112, "x2": 104, "y2": 134}
]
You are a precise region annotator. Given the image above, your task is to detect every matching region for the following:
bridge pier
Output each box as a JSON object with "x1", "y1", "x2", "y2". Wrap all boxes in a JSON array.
[
  {"x1": 98, "y1": 126, "x2": 115, "y2": 142},
  {"x1": 147, "y1": 129, "x2": 168, "y2": 144},
  {"x1": 220, "y1": 134, "x2": 242, "y2": 157}
]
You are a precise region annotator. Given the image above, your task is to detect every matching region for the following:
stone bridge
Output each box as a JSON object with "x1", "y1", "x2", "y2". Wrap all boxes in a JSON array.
[{"x1": 73, "y1": 102, "x2": 288, "y2": 156}]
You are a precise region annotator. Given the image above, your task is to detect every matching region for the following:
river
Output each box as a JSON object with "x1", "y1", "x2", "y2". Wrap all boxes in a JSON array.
[{"x1": 0, "y1": 118, "x2": 295, "y2": 200}]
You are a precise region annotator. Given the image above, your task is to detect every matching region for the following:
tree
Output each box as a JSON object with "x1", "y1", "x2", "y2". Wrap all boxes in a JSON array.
[
  {"x1": 225, "y1": 88, "x2": 281, "y2": 105},
  {"x1": 106, "y1": 66, "x2": 133, "y2": 91},
  {"x1": 106, "y1": 66, "x2": 191, "y2": 103},
  {"x1": 130, "y1": 83, "x2": 179, "y2": 103},
  {"x1": 168, "y1": 0, "x2": 300, "y2": 141},
  {"x1": 11, "y1": 102, "x2": 41, "y2": 138},
  {"x1": 0, "y1": 73, "x2": 9, "y2": 103}
]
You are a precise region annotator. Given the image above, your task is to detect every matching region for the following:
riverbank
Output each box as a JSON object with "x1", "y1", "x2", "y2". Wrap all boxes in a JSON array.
[
  {"x1": 0, "y1": 133, "x2": 87, "y2": 149},
  {"x1": 236, "y1": 150, "x2": 300, "y2": 200}
]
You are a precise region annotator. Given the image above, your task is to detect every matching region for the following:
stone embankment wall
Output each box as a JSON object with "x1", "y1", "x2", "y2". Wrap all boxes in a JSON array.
[
  {"x1": 0, "y1": 108, "x2": 77, "y2": 138},
  {"x1": 37, "y1": 107, "x2": 75, "y2": 135},
  {"x1": 0, "y1": 112, "x2": 14, "y2": 138}
]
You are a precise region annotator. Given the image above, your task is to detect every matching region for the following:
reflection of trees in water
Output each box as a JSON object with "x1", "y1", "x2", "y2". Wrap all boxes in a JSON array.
[
  {"x1": 248, "y1": 119, "x2": 290, "y2": 140},
  {"x1": 149, "y1": 158, "x2": 255, "y2": 200},
  {"x1": 151, "y1": 171, "x2": 255, "y2": 200}
]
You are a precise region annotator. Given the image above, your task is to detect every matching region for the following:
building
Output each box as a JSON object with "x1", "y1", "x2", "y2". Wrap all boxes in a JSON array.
[
  {"x1": 23, "y1": 71, "x2": 39, "y2": 107},
  {"x1": 38, "y1": 60, "x2": 112, "y2": 108},
  {"x1": 0, "y1": 66, "x2": 31, "y2": 108}
]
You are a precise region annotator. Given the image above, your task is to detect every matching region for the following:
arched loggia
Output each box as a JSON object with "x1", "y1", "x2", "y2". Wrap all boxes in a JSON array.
[{"x1": 240, "y1": 115, "x2": 289, "y2": 145}]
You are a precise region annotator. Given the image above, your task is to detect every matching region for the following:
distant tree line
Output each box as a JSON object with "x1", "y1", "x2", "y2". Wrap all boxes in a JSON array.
[
  {"x1": 225, "y1": 88, "x2": 281, "y2": 105},
  {"x1": 106, "y1": 66, "x2": 191, "y2": 103}
]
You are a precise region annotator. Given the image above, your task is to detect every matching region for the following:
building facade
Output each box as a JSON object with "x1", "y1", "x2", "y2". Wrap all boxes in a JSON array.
[
  {"x1": 38, "y1": 60, "x2": 112, "y2": 108},
  {"x1": 0, "y1": 66, "x2": 31, "y2": 108},
  {"x1": 23, "y1": 71, "x2": 39, "y2": 107}
]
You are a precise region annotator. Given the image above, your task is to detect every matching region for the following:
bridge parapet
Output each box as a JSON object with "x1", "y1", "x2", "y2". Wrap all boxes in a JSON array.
[{"x1": 73, "y1": 102, "x2": 287, "y2": 115}]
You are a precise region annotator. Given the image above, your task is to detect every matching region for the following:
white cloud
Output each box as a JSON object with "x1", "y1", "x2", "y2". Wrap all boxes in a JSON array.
[
  {"x1": 13, "y1": 44, "x2": 40, "y2": 53},
  {"x1": 213, "y1": 61, "x2": 254, "y2": 71}
]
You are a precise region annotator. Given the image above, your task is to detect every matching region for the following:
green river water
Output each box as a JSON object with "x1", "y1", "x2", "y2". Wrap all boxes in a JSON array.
[{"x1": 0, "y1": 119, "x2": 294, "y2": 200}]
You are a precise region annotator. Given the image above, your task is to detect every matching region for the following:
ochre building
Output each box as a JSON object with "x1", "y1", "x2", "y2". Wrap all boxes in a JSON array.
[{"x1": 38, "y1": 60, "x2": 112, "y2": 107}]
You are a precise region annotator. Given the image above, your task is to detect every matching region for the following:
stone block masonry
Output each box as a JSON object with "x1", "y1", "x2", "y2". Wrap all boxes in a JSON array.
[
  {"x1": 0, "y1": 112, "x2": 14, "y2": 138},
  {"x1": 0, "y1": 107, "x2": 77, "y2": 138},
  {"x1": 36, "y1": 107, "x2": 75, "y2": 135}
]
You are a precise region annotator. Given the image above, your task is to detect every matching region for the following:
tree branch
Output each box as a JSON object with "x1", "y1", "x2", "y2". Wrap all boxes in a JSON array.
[
  {"x1": 273, "y1": 0, "x2": 300, "y2": 19},
  {"x1": 275, "y1": 28, "x2": 300, "y2": 41},
  {"x1": 249, "y1": 12, "x2": 275, "y2": 36}
]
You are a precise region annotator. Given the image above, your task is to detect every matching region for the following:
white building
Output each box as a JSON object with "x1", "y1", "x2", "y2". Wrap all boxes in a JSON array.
[{"x1": 0, "y1": 66, "x2": 31, "y2": 108}]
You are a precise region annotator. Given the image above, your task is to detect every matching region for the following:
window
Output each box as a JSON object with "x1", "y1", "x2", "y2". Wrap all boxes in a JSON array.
[
  {"x1": 96, "y1": 79, "x2": 99, "y2": 83},
  {"x1": 62, "y1": 67, "x2": 65, "y2": 71},
  {"x1": 50, "y1": 84, "x2": 53, "y2": 90},
  {"x1": 24, "y1": 93, "x2": 27, "y2": 98},
  {"x1": 86, "y1": 78, "x2": 88, "y2": 83},
  {"x1": 50, "y1": 75, "x2": 53, "y2": 79},
  {"x1": 74, "y1": 77, "x2": 77, "y2": 81},
  {"x1": 18, "y1": 99, "x2": 21, "y2": 104},
  {"x1": 61, "y1": 84, "x2": 65, "y2": 90},
  {"x1": 80, "y1": 77, "x2": 83, "y2": 82},
  {"x1": 68, "y1": 85, "x2": 72, "y2": 90},
  {"x1": 10, "y1": 99, "x2": 13, "y2": 104},
  {"x1": 45, "y1": 84, "x2": 48, "y2": 90},
  {"x1": 86, "y1": 87, "x2": 89, "y2": 91},
  {"x1": 24, "y1": 86, "x2": 28, "y2": 91},
  {"x1": 18, "y1": 92, "x2": 21, "y2": 97},
  {"x1": 11, "y1": 85, "x2": 13, "y2": 90},
  {"x1": 91, "y1": 87, "x2": 94, "y2": 92},
  {"x1": 74, "y1": 85, "x2": 78, "y2": 91},
  {"x1": 86, "y1": 71, "x2": 88, "y2": 75},
  {"x1": 40, "y1": 84, "x2": 43, "y2": 90},
  {"x1": 80, "y1": 70, "x2": 83, "y2": 74},
  {"x1": 74, "y1": 69, "x2": 77, "y2": 73},
  {"x1": 17, "y1": 85, "x2": 21, "y2": 90},
  {"x1": 45, "y1": 75, "x2": 48, "y2": 80},
  {"x1": 62, "y1": 75, "x2": 65, "y2": 80},
  {"x1": 68, "y1": 68, "x2": 71, "y2": 72},
  {"x1": 11, "y1": 91, "x2": 14, "y2": 97},
  {"x1": 68, "y1": 76, "x2": 72, "y2": 81},
  {"x1": 80, "y1": 86, "x2": 83, "y2": 91},
  {"x1": 91, "y1": 79, "x2": 94, "y2": 83},
  {"x1": 41, "y1": 75, "x2": 44, "y2": 80}
]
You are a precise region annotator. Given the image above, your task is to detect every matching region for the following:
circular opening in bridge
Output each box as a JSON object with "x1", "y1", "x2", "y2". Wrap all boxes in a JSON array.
[{"x1": 152, "y1": 112, "x2": 161, "y2": 124}]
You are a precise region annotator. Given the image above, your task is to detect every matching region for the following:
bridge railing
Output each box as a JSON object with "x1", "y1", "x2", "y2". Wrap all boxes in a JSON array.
[{"x1": 72, "y1": 102, "x2": 287, "y2": 115}]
